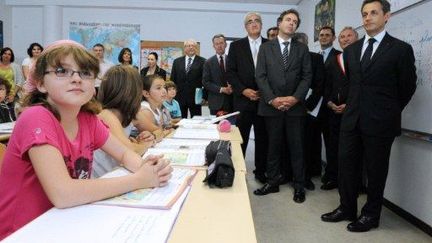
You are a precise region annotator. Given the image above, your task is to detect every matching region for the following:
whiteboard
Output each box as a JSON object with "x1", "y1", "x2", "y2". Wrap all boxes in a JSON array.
[
  {"x1": 355, "y1": 0, "x2": 432, "y2": 134},
  {"x1": 387, "y1": 0, "x2": 432, "y2": 134},
  {"x1": 389, "y1": 0, "x2": 423, "y2": 12}
]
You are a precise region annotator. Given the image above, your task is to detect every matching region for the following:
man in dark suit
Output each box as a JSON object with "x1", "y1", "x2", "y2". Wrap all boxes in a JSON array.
[
  {"x1": 226, "y1": 12, "x2": 268, "y2": 183},
  {"x1": 317, "y1": 26, "x2": 342, "y2": 190},
  {"x1": 202, "y1": 34, "x2": 233, "y2": 115},
  {"x1": 321, "y1": 0, "x2": 417, "y2": 232},
  {"x1": 322, "y1": 27, "x2": 359, "y2": 193},
  {"x1": 254, "y1": 9, "x2": 312, "y2": 203},
  {"x1": 171, "y1": 39, "x2": 206, "y2": 118},
  {"x1": 293, "y1": 32, "x2": 325, "y2": 191}
]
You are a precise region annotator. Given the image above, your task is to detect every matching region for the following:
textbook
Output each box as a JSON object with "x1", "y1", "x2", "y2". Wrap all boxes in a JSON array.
[
  {"x1": 143, "y1": 147, "x2": 206, "y2": 166},
  {"x1": 94, "y1": 167, "x2": 196, "y2": 209}
]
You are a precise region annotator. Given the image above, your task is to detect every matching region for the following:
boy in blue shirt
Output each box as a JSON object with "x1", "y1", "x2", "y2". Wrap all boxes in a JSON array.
[{"x1": 163, "y1": 81, "x2": 182, "y2": 120}]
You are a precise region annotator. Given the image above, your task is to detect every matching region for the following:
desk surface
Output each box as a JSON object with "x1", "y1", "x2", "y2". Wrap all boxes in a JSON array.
[{"x1": 169, "y1": 171, "x2": 257, "y2": 243}]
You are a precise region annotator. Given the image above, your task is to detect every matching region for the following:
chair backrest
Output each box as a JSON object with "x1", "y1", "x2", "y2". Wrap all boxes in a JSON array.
[{"x1": 0, "y1": 143, "x2": 6, "y2": 173}]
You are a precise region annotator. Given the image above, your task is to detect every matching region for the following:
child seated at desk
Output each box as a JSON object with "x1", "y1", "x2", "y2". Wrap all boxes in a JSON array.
[
  {"x1": 136, "y1": 74, "x2": 174, "y2": 137},
  {"x1": 92, "y1": 65, "x2": 155, "y2": 178},
  {"x1": 0, "y1": 77, "x2": 14, "y2": 123},
  {"x1": 163, "y1": 81, "x2": 182, "y2": 122},
  {"x1": 0, "y1": 40, "x2": 172, "y2": 240}
]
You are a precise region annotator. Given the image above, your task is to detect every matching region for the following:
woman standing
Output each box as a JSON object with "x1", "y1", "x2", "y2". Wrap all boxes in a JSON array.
[
  {"x1": 22, "y1": 43, "x2": 44, "y2": 80},
  {"x1": 140, "y1": 52, "x2": 167, "y2": 81},
  {"x1": 117, "y1": 47, "x2": 138, "y2": 70}
]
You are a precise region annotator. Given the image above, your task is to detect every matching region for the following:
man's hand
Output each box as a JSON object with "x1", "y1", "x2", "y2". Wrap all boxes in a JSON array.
[{"x1": 242, "y1": 88, "x2": 260, "y2": 101}]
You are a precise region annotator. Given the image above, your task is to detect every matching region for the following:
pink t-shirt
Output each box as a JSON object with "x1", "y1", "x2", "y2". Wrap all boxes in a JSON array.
[{"x1": 0, "y1": 106, "x2": 109, "y2": 240}]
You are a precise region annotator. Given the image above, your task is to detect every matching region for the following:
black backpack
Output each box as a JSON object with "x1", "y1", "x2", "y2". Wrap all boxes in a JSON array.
[{"x1": 203, "y1": 140, "x2": 235, "y2": 188}]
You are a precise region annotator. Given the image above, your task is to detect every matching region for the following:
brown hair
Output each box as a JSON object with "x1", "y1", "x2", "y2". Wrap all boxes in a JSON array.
[
  {"x1": 0, "y1": 76, "x2": 12, "y2": 95},
  {"x1": 98, "y1": 66, "x2": 143, "y2": 127},
  {"x1": 165, "y1": 80, "x2": 177, "y2": 90},
  {"x1": 20, "y1": 44, "x2": 101, "y2": 120}
]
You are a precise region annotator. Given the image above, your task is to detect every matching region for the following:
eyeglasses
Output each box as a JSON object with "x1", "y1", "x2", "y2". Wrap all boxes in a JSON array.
[
  {"x1": 246, "y1": 19, "x2": 261, "y2": 25},
  {"x1": 44, "y1": 67, "x2": 95, "y2": 80}
]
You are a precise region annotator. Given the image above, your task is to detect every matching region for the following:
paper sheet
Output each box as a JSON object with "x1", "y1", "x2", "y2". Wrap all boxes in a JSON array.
[{"x1": 3, "y1": 187, "x2": 191, "y2": 243}]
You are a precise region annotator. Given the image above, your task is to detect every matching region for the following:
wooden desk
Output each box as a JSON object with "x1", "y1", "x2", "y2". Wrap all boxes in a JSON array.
[
  {"x1": 0, "y1": 133, "x2": 11, "y2": 142},
  {"x1": 169, "y1": 171, "x2": 256, "y2": 243},
  {"x1": 220, "y1": 126, "x2": 243, "y2": 143}
]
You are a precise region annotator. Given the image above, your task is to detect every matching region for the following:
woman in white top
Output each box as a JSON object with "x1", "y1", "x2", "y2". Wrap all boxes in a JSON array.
[
  {"x1": 93, "y1": 65, "x2": 155, "y2": 178},
  {"x1": 21, "y1": 43, "x2": 43, "y2": 80}
]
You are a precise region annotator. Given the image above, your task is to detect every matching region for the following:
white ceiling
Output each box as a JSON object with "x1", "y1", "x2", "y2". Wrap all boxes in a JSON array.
[{"x1": 160, "y1": 0, "x2": 302, "y2": 5}]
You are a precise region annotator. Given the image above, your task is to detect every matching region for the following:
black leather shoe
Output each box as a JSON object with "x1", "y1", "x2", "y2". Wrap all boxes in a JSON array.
[
  {"x1": 321, "y1": 208, "x2": 356, "y2": 222},
  {"x1": 347, "y1": 215, "x2": 379, "y2": 232},
  {"x1": 320, "y1": 181, "x2": 338, "y2": 190},
  {"x1": 305, "y1": 179, "x2": 315, "y2": 191},
  {"x1": 293, "y1": 189, "x2": 305, "y2": 203},
  {"x1": 255, "y1": 174, "x2": 267, "y2": 184},
  {"x1": 253, "y1": 183, "x2": 279, "y2": 196}
]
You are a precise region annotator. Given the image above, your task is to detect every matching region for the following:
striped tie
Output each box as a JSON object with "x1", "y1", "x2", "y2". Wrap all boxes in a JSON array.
[
  {"x1": 186, "y1": 57, "x2": 192, "y2": 73},
  {"x1": 282, "y1": 41, "x2": 290, "y2": 69}
]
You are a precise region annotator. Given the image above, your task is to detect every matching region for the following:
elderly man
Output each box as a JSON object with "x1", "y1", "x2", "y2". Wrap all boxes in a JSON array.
[
  {"x1": 227, "y1": 12, "x2": 268, "y2": 183},
  {"x1": 171, "y1": 39, "x2": 206, "y2": 118}
]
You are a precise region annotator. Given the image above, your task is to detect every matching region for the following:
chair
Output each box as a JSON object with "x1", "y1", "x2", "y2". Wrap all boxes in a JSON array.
[{"x1": 0, "y1": 143, "x2": 6, "y2": 173}]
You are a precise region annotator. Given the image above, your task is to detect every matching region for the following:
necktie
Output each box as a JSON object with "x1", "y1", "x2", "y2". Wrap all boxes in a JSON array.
[
  {"x1": 186, "y1": 57, "x2": 192, "y2": 73},
  {"x1": 361, "y1": 38, "x2": 376, "y2": 70},
  {"x1": 282, "y1": 41, "x2": 290, "y2": 69},
  {"x1": 219, "y1": 55, "x2": 225, "y2": 73},
  {"x1": 252, "y1": 40, "x2": 258, "y2": 67}
]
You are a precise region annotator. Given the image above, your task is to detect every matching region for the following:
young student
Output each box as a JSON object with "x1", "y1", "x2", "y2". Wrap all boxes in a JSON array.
[
  {"x1": 0, "y1": 77, "x2": 14, "y2": 123},
  {"x1": 93, "y1": 65, "x2": 155, "y2": 178},
  {"x1": 163, "y1": 81, "x2": 182, "y2": 120},
  {"x1": 0, "y1": 40, "x2": 172, "y2": 240},
  {"x1": 139, "y1": 74, "x2": 174, "y2": 136}
]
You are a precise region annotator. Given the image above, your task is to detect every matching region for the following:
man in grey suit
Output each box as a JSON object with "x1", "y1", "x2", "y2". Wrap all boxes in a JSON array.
[
  {"x1": 202, "y1": 34, "x2": 233, "y2": 115},
  {"x1": 254, "y1": 9, "x2": 312, "y2": 203}
]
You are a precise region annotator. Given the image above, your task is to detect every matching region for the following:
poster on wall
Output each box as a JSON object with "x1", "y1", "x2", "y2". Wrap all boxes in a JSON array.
[
  {"x1": 0, "y1": 21, "x2": 3, "y2": 49},
  {"x1": 140, "y1": 41, "x2": 200, "y2": 80},
  {"x1": 314, "y1": 0, "x2": 336, "y2": 42},
  {"x1": 69, "y1": 22, "x2": 140, "y2": 67}
]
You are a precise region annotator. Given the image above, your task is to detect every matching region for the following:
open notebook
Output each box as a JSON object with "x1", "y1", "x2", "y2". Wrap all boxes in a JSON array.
[{"x1": 93, "y1": 167, "x2": 196, "y2": 209}]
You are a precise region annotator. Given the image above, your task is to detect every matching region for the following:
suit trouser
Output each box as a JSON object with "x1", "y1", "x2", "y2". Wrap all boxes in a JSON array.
[
  {"x1": 338, "y1": 126, "x2": 394, "y2": 218},
  {"x1": 265, "y1": 115, "x2": 305, "y2": 189},
  {"x1": 304, "y1": 114, "x2": 323, "y2": 179},
  {"x1": 180, "y1": 103, "x2": 201, "y2": 118},
  {"x1": 324, "y1": 112, "x2": 342, "y2": 182},
  {"x1": 236, "y1": 110, "x2": 268, "y2": 176}
]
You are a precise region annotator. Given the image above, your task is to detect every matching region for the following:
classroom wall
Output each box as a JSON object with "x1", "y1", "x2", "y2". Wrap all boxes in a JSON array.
[
  {"x1": 0, "y1": 0, "x2": 13, "y2": 47},
  {"x1": 298, "y1": 0, "x2": 432, "y2": 226},
  {"x1": 3, "y1": 0, "x2": 290, "y2": 63}
]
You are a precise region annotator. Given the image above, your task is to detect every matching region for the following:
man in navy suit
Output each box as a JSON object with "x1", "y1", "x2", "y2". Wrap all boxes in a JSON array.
[
  {"x1": 227, "y1": 12, "x2": 268, "y2": 183},
  {"x1": 254, "y1": 9, "x2": 312, "y2": 203},
  {"x1": 202, "y1": 34, "x2": 233, "y2": 115},
  {"x1": 171, "y1": 39, "x2": 206, "y2": 118},
  {"x1": 321, "y1": 0, "x2": 417, "y2": 232}
]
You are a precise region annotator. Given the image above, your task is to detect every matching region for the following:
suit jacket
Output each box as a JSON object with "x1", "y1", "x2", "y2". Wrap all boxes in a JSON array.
[
  {"x1": 256, "y1": 39, "x2": 312, "y2": 117},
  {"x1": 226, "y1": 36, "x2": 268, "y2": 112},
  {"x1": 171, "y1": 55, "x2": 206, "y2": 106},
  {"x1": 140, "y1": 65, "x2": 167, "y2": 81},
  {"x1": 202, "y1": 54, "x2": 232, "y2": 111},
  {"x1": 324, "y1": 53, "x2": 349, "y2": 106},
  {"x1": 305, "y1": 52, "x2": 325, "y2": 111},
  {"x1": 341, "y1": 33, "x2": 417, "y2": 137},
  {"x1": 324, "y1": 48, "x2": 341, "y2": 67}
]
